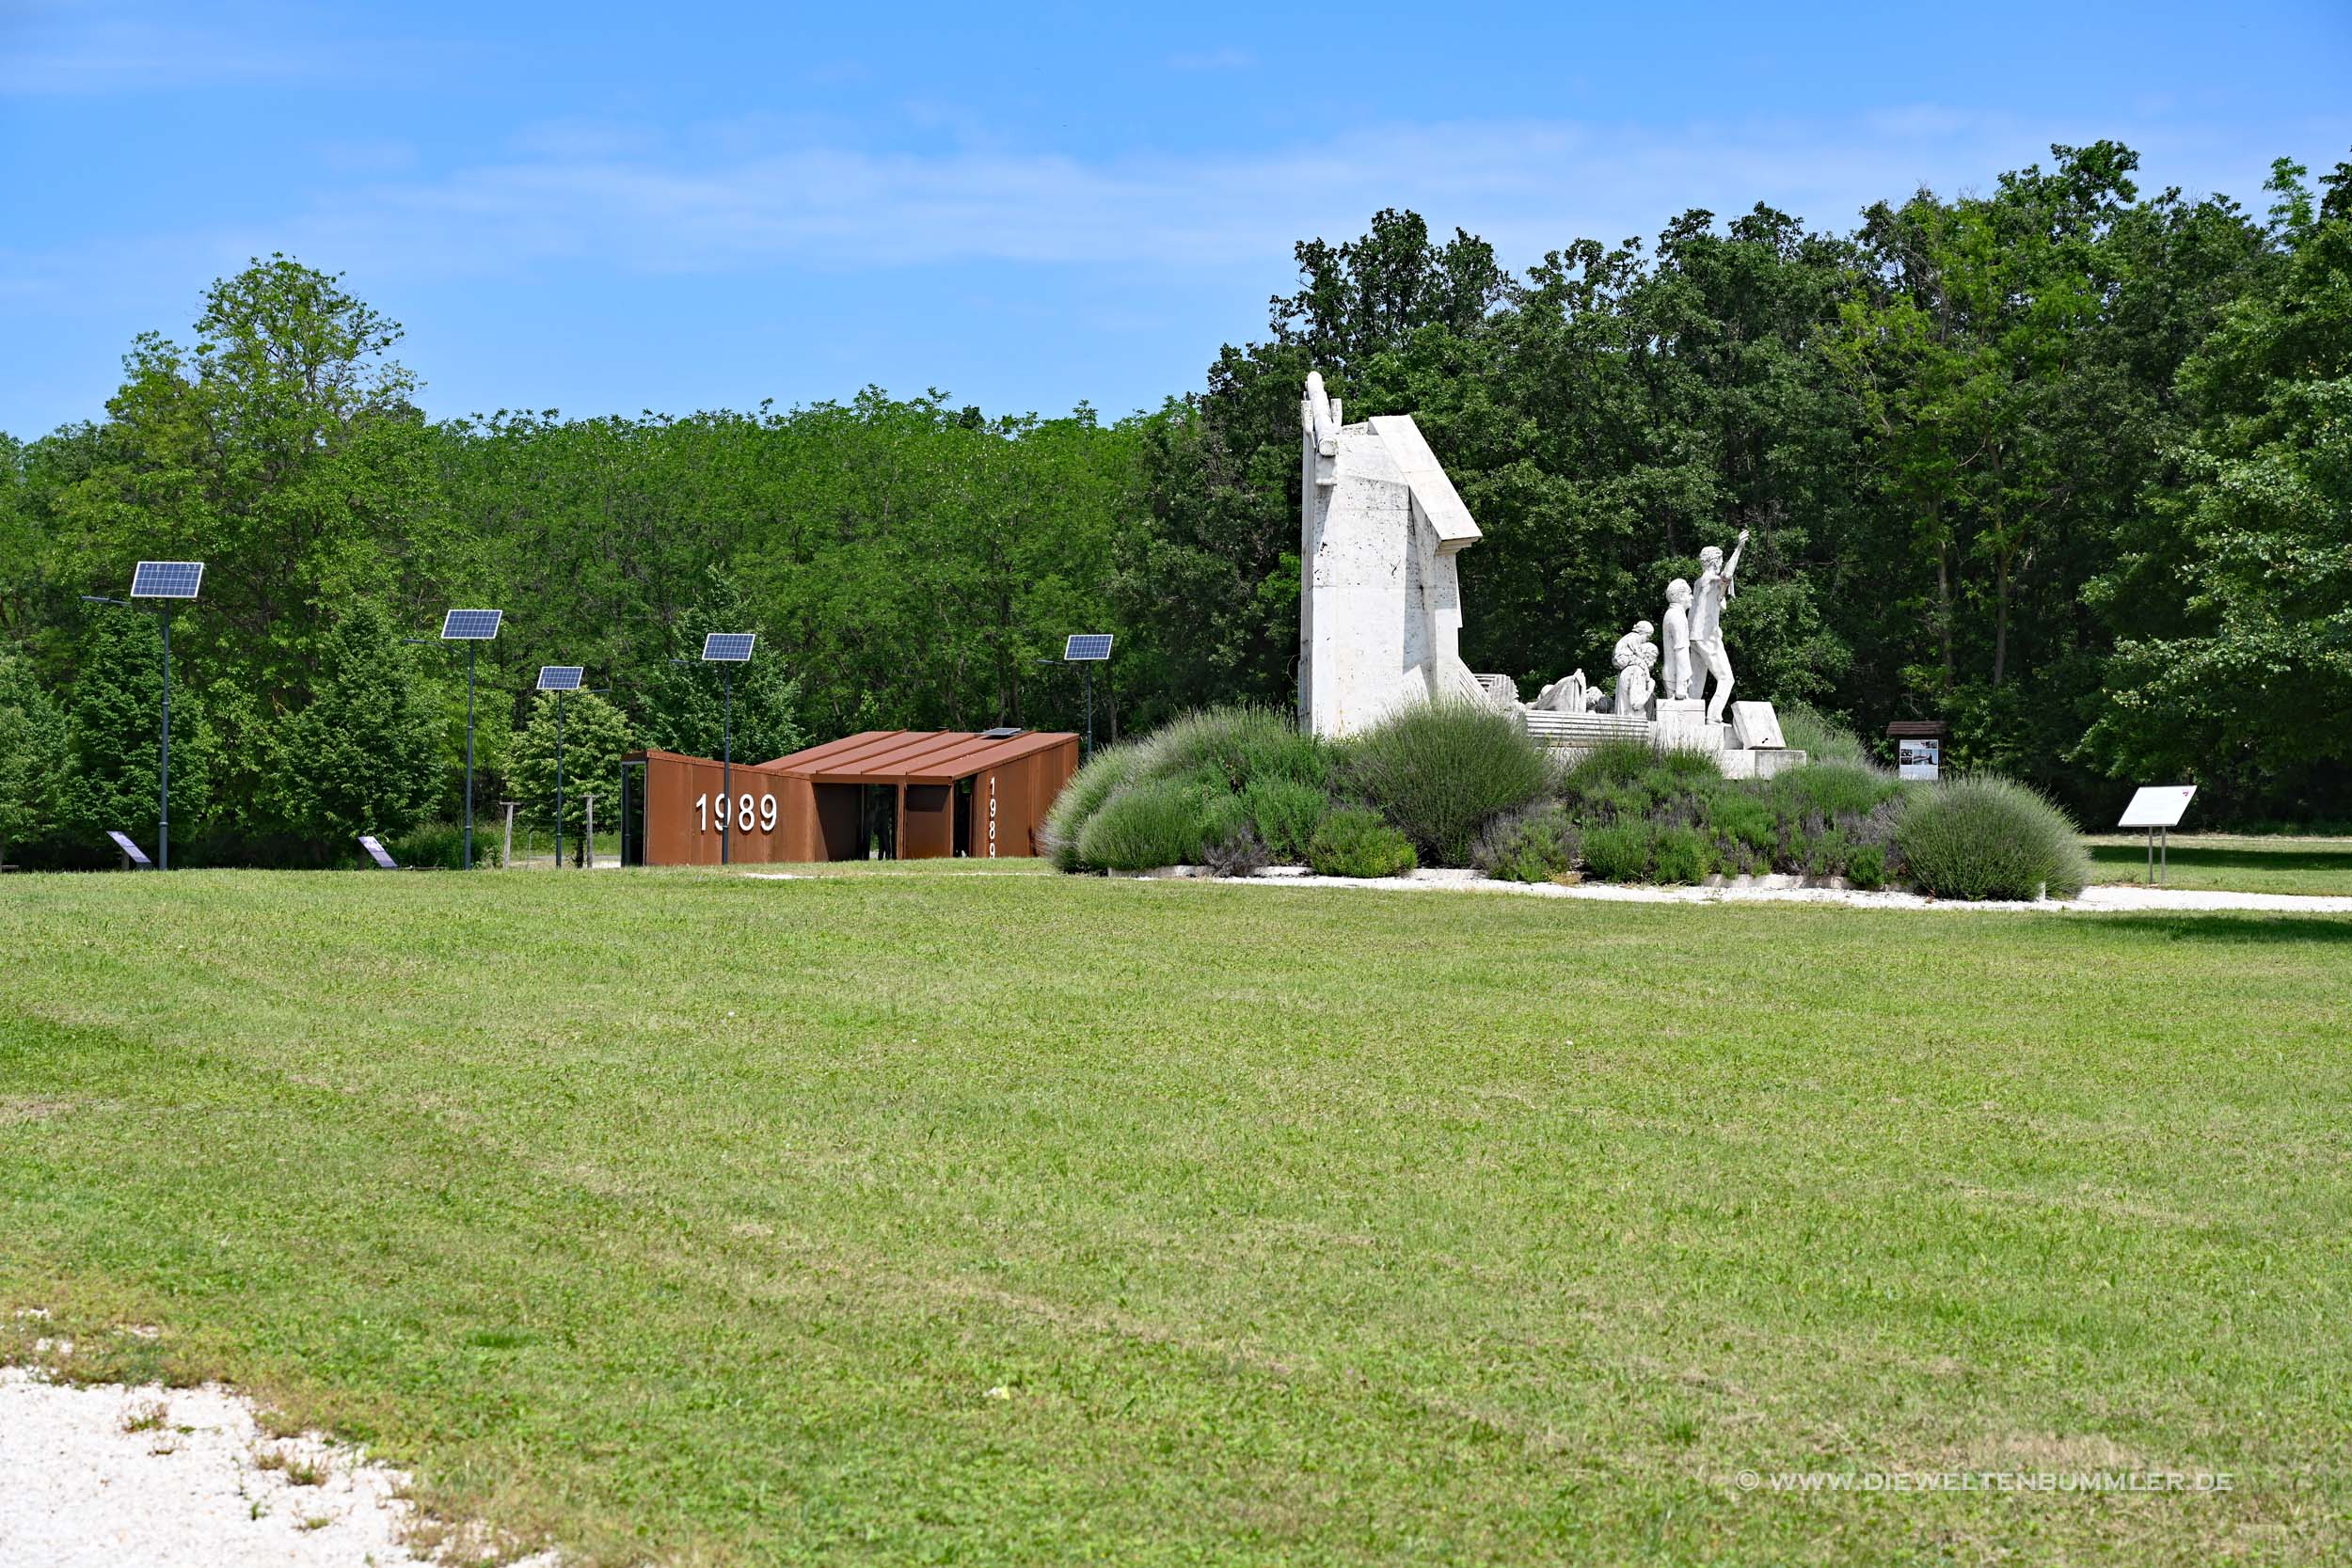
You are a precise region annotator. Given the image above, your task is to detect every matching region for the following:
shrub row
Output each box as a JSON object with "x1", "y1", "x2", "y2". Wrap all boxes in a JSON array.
[
  {"x1": 1045, "y1": 700, "x2": 2087, "y2": 900},
  {"x1": 1045, "y1": 701, "x2": 1547, "y2": 876}
]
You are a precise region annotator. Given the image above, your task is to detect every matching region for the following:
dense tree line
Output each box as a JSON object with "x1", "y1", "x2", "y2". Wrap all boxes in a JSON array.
[
  {"x1": 1, "y1": 140, "x2": 2345, "y2": 865},
  {"x1": 1122, "y1": 142, "x2": 2350, "y2": 820}
]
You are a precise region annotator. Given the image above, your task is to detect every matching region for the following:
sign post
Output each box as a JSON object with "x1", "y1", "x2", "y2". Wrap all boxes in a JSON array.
[
  {"x1": 2118, "y1": 785, "x2": 2198, "y2": 886},
  {"x1": 105, "y1": 830, "x2": 154, "y2": 870},
  {"x1": 1886, "y1": 720, "x2": 1948, "y2": 783}
]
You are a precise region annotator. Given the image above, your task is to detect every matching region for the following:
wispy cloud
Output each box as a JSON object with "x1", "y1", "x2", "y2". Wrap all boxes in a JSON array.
[
  {"x1": 0, "y1": 5, "x2": 445, "y2": 94},
  {"x1": 268, "y1": 111, "x2": 2334, "y2": 277},
  {"x1": 3, "y1": 107, "x2": 2339, "y2": 306}
]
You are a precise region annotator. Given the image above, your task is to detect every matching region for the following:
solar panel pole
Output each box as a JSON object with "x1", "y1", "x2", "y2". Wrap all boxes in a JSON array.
[
  {"x1": 554, "y1": 691, "x2": 566, "y2": 870},
  {"x1": 463, "y1": 642, "x2": 477, "y2": 870},
  {"x1": 676, "y1": 647, "x2": 746, "y2": 864},
  {"x1": 1061, "y1": 636, "x2": 1111, "y2": 762},
  {"x1": 157, "y1": 607, "x2": 172, "y2": 870},
  {"x1": 722, "y1": 664, "x2": 733, "y2": 866}
]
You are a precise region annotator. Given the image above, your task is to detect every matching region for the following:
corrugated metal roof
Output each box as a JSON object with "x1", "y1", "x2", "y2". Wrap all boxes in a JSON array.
[{"x1": 763, "y1": 730, "x2": 1078, "y2": 783}]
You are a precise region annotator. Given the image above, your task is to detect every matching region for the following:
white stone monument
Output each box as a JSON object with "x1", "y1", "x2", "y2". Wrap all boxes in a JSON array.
[
  {"x1": 1295, "y1": 372, "x2": 1804, "y2": 777},
  {"x1": 1298, "y1": 372, "x2": 1487, "y2": 737}
]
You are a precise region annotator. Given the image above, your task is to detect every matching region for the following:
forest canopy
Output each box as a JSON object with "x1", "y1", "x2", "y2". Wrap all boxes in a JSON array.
[{"x1": 3, "y1": 140, "x2": 2347, "y2": 865}]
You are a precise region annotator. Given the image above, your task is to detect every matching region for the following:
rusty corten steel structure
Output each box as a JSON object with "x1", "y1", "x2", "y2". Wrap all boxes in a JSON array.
[{"x1": 627, "y1": 730, "x2": 1079, "y2": 866}]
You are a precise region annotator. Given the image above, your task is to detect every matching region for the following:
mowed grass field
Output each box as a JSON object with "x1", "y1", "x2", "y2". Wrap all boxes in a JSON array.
[
  {"x1": 4, "y1": 865, "x2": 2349, "y2": 1565},
  {"x1": 2084, "y1": 833, "x2": 2352, "y2": 897}
]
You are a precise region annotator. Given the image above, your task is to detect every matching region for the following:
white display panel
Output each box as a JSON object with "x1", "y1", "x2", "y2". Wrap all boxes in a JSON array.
[{"x1": 2118, "y1": 784, "x2": 2197, "y2": 830}]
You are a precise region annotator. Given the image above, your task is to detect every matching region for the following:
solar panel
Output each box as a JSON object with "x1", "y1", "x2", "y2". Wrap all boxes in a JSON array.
[
  {"x1": 1064, "y1": 634, "x2": 1113, "y2": 661},
  {"x1": 702, "y1": 632, "x2": 756, "y2": 662},
  {"x1": 105, "y1": 830, "x2": 153, "y2": 869},
  {"x1": 980, "y1": 726, "x2": 1024, "y2": 739},
  {"x1": 440, "y1": 609, "x2": 503, "y2": 641},
  {"x1": 536, "y1": 665, "x2": 584, "y2": 690},
  {"x1": 358, "y1": 834, "x2": 399, "y2": 869},
  {"x1": 129, "y1": 561, "x2": 205, "y2": 599}
]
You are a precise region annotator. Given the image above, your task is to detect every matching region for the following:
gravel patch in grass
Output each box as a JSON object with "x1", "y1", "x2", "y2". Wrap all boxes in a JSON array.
[{"x1": 0, "y1": 1366, "x2": 554, "y2": 1568}]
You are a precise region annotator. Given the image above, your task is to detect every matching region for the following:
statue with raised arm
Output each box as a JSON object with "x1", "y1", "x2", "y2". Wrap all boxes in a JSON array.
[
  {"x1": 1661, "y1": 578, "x2": 1693, "y2": 701},
  {"x1": 1612, "y1": 620, "x2": 1658, "y2": 718},
  {"x1": 1688, "y1": 529, "x2": 1749, "y2": 723}
]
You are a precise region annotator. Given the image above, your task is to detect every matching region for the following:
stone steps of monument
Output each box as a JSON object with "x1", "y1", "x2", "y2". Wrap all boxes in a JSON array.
[{"x1": 1523, "y1": 711, "x2": 1652, "y2": 744}]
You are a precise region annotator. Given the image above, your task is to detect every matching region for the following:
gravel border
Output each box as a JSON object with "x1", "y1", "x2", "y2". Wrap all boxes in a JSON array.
[
  {"x1": 0, "y1": 1362, "x2": 558, "y2": 1568},
  {"x1": 1110, "y1": 864, "x2": 2352, "y2": 915}
]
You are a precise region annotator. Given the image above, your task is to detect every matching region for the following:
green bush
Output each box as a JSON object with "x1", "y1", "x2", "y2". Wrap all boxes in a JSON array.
[
  {"x1": 1307, "y1": 806, "x2": 1419, "y2": 879},
  {"x1": 1560, "y1": 738, "x2": 1658, "y2": 796},
  {"x1": 1551, "y1": 741, "x2": 1928, "y2": 887},
  {"x1": 1136, "y1": 704, "x2": 1330, "y2": 791},
  {"x1": 1798, "y1": 828, "x2": 1851, "y2": 879},
  {"x1": 1044, "y1": 708, "x2": 1338, "y2": 876},
  {"x1": 1584, "y1": 779, "x2": 1657, "y2": 822},
  {"x1": 1581, "y1": 820, "x2": 1653, "y2": 882},
  {"x1": 1651, "y1": 824, "x2": 1713, "y2": 884},
  {"x1": 1244, "y1": 776, "x2": 1329, "y2": 862},
  {"x1": 1896, "y1": 774, "x2": 2090, "y2": 900},
  {"x1": 1473, "y1": 804, "x2": 1581, "y2": 883},
  {"x1": 1042, "y1": 742, "x2": 1145, "y2": 871},
  {"x1": 1655, "y1": 746, "x2": 1725, "y2": 785},
  {"x1": 386, "y1": 821, "x2": 505, "y2": 870},
  {"x1": 1345, "y1": 702, "x2": 1553, "y2": 865},
  {"x1": 1074, "y1": 778, "x2": 1216, "y2": 871},
  {"x1": 1776, "y1": 703, "x2": 1875, "y2": 768},
  {"x1": 1771, "y1": 760, "x2": 1899, "y2": 825},
  {"x1": 1704, "y1": 790, "x2": 1779, "y2": 869},
  {"x1": 1198, "y1": 791, "x2": 1251, "y2": 849},
  {"x1": 1199, "y1": 823, "x2": 1270, "y2": 878}
]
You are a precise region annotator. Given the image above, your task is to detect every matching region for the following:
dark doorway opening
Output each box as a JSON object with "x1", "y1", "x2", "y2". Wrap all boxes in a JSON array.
[
  {"x1": 859, "y1": 783, "x2": 898, "y2": 860},
  {"x1": 814, "y1": 783, "x2": 862, "y2": 860},
  {"x1": 619, "y1": 761, "x2": 647, "y2": 865}
]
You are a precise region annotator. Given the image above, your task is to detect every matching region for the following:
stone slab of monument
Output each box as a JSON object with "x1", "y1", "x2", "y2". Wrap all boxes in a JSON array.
[
  {"x1": 1730, "y1": 701, "x2": 1787, "y2": 751},
  {"x1": 1297, "y1": 371, "x2": 1488, "y2": 737},
  {"x1": 1721, "y1": 746, "x2": 1809, "y2": 782},
  {"x1": 1655, "y1": 698, "x2": 1722, "y2": 753}
]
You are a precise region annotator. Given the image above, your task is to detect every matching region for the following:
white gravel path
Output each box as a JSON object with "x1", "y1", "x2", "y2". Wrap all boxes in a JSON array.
[
  {"x1": 1115, "y1": 865, "x2": 2352, "y2": 915},
  {"x1": 740, "y1": 863, "x2": 2352, "y2": 914},
  {"x1": 0, "y1": 1365, "x2": 551, "y2": 1568}
]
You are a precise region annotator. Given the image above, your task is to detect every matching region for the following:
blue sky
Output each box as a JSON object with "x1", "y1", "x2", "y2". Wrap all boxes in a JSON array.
[{"x1": 4, "y1": 0, "x2": 2348, "y2": 438}]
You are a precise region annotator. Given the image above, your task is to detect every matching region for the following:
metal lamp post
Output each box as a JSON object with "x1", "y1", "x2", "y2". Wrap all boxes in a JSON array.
[
  {"x1": 81, "y1": 560, "x2": 204, "y2": 870},
  {"x1": 411, "y1": 610, "x2": 503, "y2": 870},
  {"x1": 1061, "y1": 634, "x2": 1113, "y2": 760},
  {"x1": 677, "y1": 633, "x2": 757, "y2": 864},
  {"x1": 535, "y1": 666, "x2": 605, "y2": 867}
]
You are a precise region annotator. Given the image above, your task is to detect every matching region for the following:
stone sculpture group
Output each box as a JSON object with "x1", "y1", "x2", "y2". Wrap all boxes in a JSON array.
[
  {"x1": 1298, "y1": 372, "x2": 1802, "y2": 778},
  {"x1": 1593, "y1": 528, "x2": 1748, "y2": 721}
]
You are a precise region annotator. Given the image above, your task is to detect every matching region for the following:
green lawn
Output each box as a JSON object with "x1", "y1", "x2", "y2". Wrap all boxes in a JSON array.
[
  {"x1": 2084, "y1": 833, "x2": 2352, "y2": 896},
  {"x1": 5, "y1": 866, "x2": 2348, "y2": 1565}
]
